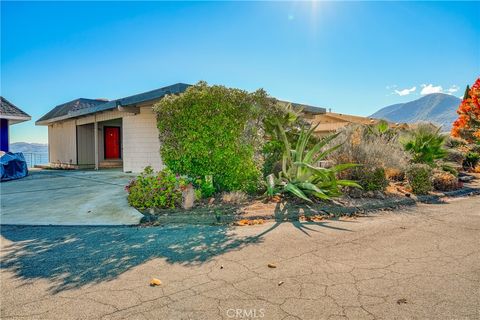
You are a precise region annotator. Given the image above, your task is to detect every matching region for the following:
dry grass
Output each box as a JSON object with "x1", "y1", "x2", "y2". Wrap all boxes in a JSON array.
[{"x1": 328, "y1": 124, "x2": 411, "y2": 178}]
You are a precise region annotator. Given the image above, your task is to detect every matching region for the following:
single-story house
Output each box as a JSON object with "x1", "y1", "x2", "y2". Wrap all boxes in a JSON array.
[
  {"x1": 306, "y1": 111, "x2": 389, "y2": 137},
  {"x1": 37, "y1": 83, "x2": 327, "y2": 172},
  {"x1": 1, "y1": 97, "x2": 32, "y2": 152}
]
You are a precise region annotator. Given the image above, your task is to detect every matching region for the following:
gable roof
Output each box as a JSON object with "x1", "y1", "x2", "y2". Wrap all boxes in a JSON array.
[
  {"x1": 0, "y1": 97, "x2": 31, "y2": 124},
  {"x1": 36, "y1": 83, "x2": 190, "y2": 125}
]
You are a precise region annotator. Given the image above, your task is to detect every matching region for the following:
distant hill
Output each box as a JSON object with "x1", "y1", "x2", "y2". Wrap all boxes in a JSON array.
[
  {"x1": 370, "y1": 93, "x2": 462, "y2": 131},
  {"x1": 10, "y1": 142, "x2": 48, "y2": 153}
]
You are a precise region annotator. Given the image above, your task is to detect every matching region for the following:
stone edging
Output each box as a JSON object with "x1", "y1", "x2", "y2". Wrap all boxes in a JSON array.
[{"x1": 139, "y1": 186, "x2": 480, "y2": 225}]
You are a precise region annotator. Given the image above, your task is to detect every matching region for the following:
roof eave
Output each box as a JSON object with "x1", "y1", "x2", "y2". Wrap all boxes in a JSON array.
[{"x1": 1, "y1": 115, "x2": 31, "y2": 124}]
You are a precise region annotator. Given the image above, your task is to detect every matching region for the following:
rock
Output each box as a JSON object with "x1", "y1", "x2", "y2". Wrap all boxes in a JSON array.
[
  {"x1": 182, "y1": 184, "x2": 195, "y2": 210},
  {"x1": 268, "y1": 263, "x2": 277, "y2": 268},
  {"x1": 459, "y1": 175, "x2": 474, "y2": 182},
  {"x1": 374, "y1": 191, "x2": 386, "y2": 199}
]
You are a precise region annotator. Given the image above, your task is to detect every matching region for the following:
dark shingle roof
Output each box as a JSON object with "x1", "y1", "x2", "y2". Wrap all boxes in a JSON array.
[
  {"x1": 36, "y1": 98, "x2": 107, "y2": 124},
  {"x1": 36, "y1": 83, "x2": 190, "y2": 125},
  {"x1": 36, "y1": 82, "x2": 326, "y2": 124},
  {"x1": 0, "y1": 97, "x2": 31, "y2": 119}
]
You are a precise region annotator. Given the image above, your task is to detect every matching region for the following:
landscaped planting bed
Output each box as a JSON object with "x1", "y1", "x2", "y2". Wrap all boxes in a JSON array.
[{"x1": 125, "y1": 80, "x2": 480, "y2": 226}]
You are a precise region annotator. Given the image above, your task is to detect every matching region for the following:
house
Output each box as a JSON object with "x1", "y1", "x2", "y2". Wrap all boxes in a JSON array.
[
  {"x1": 0, "y1": 97, "x2": 31, "y2": 152},
  {"x1": 37, "y1": 83, "x2": 327, "y2": 172},
  {"x1": 306, "y1": 111, "x2": 386, "y2": 137}
]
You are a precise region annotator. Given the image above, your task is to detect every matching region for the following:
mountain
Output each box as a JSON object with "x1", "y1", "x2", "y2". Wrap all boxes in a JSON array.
[
  {"x1": 370, "y1": 93, "x2": 462, "y2": 131},
  {"x1": 10, "y1": 142, "x2": 48, "y2": 153}
]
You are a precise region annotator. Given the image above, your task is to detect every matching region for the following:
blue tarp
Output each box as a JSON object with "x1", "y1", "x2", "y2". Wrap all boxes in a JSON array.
[{"x1": 0, "y1": 152, "x2": 28, "y2": 182}]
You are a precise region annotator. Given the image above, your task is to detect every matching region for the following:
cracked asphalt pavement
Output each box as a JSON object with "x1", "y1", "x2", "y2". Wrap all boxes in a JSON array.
[{"x1": 1, "y1": 196, "x2": 479, "y2": 320}]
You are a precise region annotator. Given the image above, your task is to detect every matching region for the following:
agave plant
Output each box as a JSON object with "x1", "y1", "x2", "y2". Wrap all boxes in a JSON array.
[{"x1": 274, "y1": 121, "x2": 361, "y2": 202}]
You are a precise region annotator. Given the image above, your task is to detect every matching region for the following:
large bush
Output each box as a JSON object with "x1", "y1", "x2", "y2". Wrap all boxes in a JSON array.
[{"x1": 154, "y1": 82, "x2": 271, "y2": 193}]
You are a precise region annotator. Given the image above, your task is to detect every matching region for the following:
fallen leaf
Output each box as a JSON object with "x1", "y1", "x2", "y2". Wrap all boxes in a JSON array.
[
  {"x1": 150, "y1": 278, "x2": 162, "y2": 286},
  {"x1": 235, "y1": 219, "x2": 249, "y2": 226},
  {"x1": 268, "y1": 263, "x2": 277, "y2": 268}
]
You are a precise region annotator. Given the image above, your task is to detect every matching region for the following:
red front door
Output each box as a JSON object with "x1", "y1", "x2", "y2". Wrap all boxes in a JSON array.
[{"x1": 105, "y1": 127, "x2": 120, "y2": 159}]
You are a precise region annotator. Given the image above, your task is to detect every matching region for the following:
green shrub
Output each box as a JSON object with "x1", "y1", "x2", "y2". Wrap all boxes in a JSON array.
[
  {"x1": 262, "y1": 140, "x2": 283, "y2": 177},
  {"x1": 406, "y1": 164, "x2": 433, "y2": 195},
  {"x1": 197, "y1": 175, "x2": 215, "y2": 198},
  {"x1": 464, "y1": 151, "x2": 480, "y2": 169},
  {"x1": 444, "y1": 136, "x2": 467, "y2": 149},
  {"x1": 402, "y1": 124, "x2": 447, "y2": 166},
  {"x1": 444, "y1": 149, "x2": 466, "y2": 165},
  {"x1": 352, "y1": 167, "x2": 388, "y2": 191},
  {"x1": 432, "y1": 170, "x2": 459, "y2": 191},
  {"x1": 126, "y1": 167, "x2": 190, "y2": 209},
  {"x1": 440, "y1": 163, "x2": 459, "y2": 177},
  {"x1": 155, "y1": 82, "x2": 268, "y2": 193}
]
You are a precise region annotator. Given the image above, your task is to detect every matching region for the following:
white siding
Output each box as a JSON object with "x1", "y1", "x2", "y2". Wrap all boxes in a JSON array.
[
  {"x1": 48, "y1": 120, "x2": 77, "y2": 164},
  {"x1": 123, "y1": 106, "x2": 163, "y2": 172}
]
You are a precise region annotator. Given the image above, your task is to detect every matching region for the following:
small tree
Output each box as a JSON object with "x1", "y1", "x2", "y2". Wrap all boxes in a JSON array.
[{"x1": 451, "y1": 78, "x2": 480, "y2": 143}]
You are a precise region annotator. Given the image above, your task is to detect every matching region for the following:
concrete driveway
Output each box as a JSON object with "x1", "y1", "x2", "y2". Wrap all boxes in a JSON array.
[
  {"x1": 0, "y1": 169, "x2": 143, "y2": 225},
  {"x1": 1, "y1": 196, "x2": 479, "y2": 320}
]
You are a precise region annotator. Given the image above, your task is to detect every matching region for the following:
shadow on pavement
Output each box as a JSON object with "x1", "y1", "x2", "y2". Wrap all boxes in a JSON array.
[
  {"x1": 0, "y1": 202, "x2": 353, "y2": 293},
  {"x1": 0, "y1": 224, "x2": 262, "y2": 293}
]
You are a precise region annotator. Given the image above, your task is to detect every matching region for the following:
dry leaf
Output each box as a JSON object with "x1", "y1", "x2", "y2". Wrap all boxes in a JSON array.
[
  {"x1": 150, "y1": 278, "x2": 162, "y2": 286},
  {"x1": 268, "y1": 263, "x2": 277, "y2": 268},
  {"x1": 235, "y1": 219, "x2": 249, "y2": 226}
]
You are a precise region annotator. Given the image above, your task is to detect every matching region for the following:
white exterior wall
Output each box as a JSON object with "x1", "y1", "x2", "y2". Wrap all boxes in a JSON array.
[
  {"x1": 123, "y1": 106, "x2": 163, "y2": 173},
  {"x1": 48, "y1": 120, "x2": 77, "y2": 164}
]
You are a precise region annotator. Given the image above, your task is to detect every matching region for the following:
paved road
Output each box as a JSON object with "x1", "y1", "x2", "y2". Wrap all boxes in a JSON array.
[
  {"x1": 1, "y1": 196, "x2": 479, "y2": 320},
  {"x1": 0, "y1": 169, "x2": 142, "y2": 225}
]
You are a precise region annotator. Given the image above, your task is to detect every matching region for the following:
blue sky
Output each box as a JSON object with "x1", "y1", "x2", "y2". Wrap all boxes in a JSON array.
[{"x1": 1, "y1": 1, "x2": 479, "y2": 143}]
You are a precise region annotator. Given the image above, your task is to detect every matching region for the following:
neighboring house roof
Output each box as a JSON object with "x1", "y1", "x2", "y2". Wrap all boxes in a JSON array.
[
  {"x1": 0, "y1": 97, "x2": 31, "y2": 124},
  {"x1": 36, "y1": 83, "x2": 191, "y2": 125},
  {"x1": 309, "y1": 112, "x2": 383, "y2": 134}
]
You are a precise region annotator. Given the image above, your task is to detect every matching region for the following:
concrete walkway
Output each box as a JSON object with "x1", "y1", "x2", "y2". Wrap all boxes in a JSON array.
[
  {"x1": 1, "y1": 196, "x2": 479, "y2": 319},
  {"x1": 0, "y1": 169, "x2": 143, "y2": 225}
]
